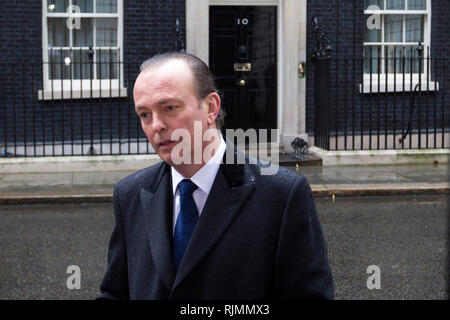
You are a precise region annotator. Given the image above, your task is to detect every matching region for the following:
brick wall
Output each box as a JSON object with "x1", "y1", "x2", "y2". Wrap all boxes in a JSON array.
[
  {"x1": 0, "y1": 0, "x2": 186, "y2": 151},
  {"x1": 0, "y1": 0, "x2": 448, "y2": 152},
  {"x1": 306, "y1": 0, "x2": 450, "y2": 146}
]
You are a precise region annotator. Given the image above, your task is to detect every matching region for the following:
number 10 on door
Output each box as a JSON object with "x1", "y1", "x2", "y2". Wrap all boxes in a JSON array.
[{"x1": 237, "y1": 18, "x2": 249, "y2": 25}]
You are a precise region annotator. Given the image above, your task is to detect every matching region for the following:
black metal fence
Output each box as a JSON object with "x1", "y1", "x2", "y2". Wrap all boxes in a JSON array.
[
  {"x1": 312, "y1": 17, "x2": 449, "y2": 151},
  {"x1": 0, "y1": 53, "x2": 152, "y2": 157},
  {"x1": 1, "y1": 39, "x2": 449, "y2": 158}
]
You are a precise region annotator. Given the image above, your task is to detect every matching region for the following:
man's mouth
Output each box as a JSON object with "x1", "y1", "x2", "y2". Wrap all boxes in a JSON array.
[{"x1": 159, "y1": 140, "x2": 176, "y2": 147}]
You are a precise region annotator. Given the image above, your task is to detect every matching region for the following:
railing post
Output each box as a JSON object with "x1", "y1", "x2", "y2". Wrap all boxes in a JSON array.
[
  {"x1": 88, "y1": 46, "x2": 95, "y2": 155},
  {"x1": 417, "y1": 42, "x2": 423, "y2": 148},
  {"x1": 311, "y1": 16, "x2": 332, "y2": 150}
]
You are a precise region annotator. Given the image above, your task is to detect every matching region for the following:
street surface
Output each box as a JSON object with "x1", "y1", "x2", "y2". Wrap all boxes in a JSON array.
[{"x1": 0, "y1": 195, "x2": 447, "y2": 299}]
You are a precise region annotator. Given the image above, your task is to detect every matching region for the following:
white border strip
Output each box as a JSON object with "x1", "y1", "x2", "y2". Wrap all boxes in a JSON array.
[
  {"x1": 310, "y1": 146, "x2": 450, "y2": 166},
  {"x1": 0, "y1": 154, "x2": 162, "y2": 173}
]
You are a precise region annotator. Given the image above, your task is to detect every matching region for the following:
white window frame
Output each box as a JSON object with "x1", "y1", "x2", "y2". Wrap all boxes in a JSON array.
[
  {"x1": 39, "y1": 0, "x2": 126, "y2": 100},
  {"x1": 361, "y1": 0, "x2": 438, "y2": 93}
]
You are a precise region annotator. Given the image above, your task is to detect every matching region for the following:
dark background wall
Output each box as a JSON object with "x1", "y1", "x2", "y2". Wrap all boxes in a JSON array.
[
  {"x1": 306, "y1": 0, "x2": 450, "y2": 147},
  {"x1": 0, "y1": 0, "x2": 185, "y2": 152},
  {"x1": 0, "y1": 0, "x2": 448, "y2": 152}
]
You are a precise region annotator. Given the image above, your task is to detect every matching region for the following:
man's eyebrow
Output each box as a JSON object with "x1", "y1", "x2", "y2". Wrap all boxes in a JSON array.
[
  {"x1": 135, "y1": 105, "x2": 147, "y2": 111},
  {"x1": 135, "y1": 98, "x2": 184, "y2": 111},
  {"x1": 156, "y1": 98, "x2": 184, "y2": 105}
]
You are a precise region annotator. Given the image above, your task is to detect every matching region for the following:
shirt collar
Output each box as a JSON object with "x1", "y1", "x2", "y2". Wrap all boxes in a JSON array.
[{"x1": 171, "y1": 135, "x2": 226, "y2": 195}]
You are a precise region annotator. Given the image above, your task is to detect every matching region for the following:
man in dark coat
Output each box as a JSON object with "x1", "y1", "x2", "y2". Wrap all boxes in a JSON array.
[{"x1": 98, "y1": 52, "x2": 333, "y2": 299}]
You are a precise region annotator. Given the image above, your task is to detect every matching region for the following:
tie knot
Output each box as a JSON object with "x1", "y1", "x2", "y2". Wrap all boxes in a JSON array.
[{"x1": 178, "y1": 179, "x2": 198, "y2": 197}]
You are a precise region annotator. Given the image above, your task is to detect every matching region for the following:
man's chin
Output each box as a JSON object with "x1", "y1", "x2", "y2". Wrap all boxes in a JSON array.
[
  {"x1": 159, "y1": 150, "x2": 195, "y2": 167},
  {"x1": 156, "y1": 150, "x2": 173, "y2": 164},
  {"x1": 157, "y1": 148, "x2": 182, "y2": 166}
]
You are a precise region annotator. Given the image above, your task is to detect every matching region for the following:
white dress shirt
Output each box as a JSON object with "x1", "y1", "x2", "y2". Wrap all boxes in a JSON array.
[{"x1": 171, "y1": 136, "x2": 227, "y2": 234}]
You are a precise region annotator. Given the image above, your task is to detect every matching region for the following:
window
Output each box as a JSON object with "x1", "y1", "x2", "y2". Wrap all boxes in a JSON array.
[
  {"x1": 362, "y1": 0, "x2": 437, "y2": 92},
  {"x1": 40, "y1": 0, "x2": 125, "y2": 100}
]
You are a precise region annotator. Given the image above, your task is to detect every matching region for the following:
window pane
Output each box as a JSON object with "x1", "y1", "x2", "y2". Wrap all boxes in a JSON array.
[
  {"x1": 96, "y1": 0, "x2": 118, "y2": 13},
  {"x1": 408, "y1": 0, "x2": 426, "y2": 10},
  {"x1": 73, "y1": 49, "x2": 93, "y2": 79},
  {"x1": 404, "y1": 45, "x2": 424, "y2": 73},
  {"x1": 384, "y1": 15, "x2": 403, "y2": 42},
  {"x1": 405, "y1": 14, "x2": 424, "y2": 43},
  {"x1": 47, "y1": 0, "x2": 69, "y2": 13},
  {"x1": 364, "y1": 46, "x2": 381, "y2": 74},
  {"x1": 48, "y1": 49, "x2": 71, "y2": 80},
  {"x1": 386, "y1": 45, "x2": 404, "y2": 73},
  {"x1": 72, "y1": 0, "x2": 94, "y2": 13},
  {"x1": 73, "y1": 18, "x2": 94, "y2": 47},
  {"x1": 96, "y1": 18, "x2": 118, "y2": 47},
  {"x1": 386, "y1": 0, "x2": 405, "y2": 9},
  {"x1": 48, "y1": 18, "x2": 69, "y2": 47},
  {"x1": 365, "y1": 0, "x2": 384, "y2": 9},
  {"x1": 96, "y1": 49, "x2": 118, "y2": 79},
  {"x1": 364, "y1": 15, "x2": 381, "y2": 42}
]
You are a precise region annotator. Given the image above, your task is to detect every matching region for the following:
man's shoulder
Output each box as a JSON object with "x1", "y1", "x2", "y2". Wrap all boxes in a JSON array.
[
  {"x1": 239, "y1": 161, "x2": 315, "y2": 211},
  {"x1": 115, "y1": 160, "x2": 166, "y2": 195},
  {"x1": 245, "y1": 159, "x2": 311, "y2": 192}
]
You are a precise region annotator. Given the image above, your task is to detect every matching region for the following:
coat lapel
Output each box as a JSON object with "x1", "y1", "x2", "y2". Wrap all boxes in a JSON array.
[
  {"x1": 140, "y1": 162, "x2": 175, "y2": 291},
  {"x1": 171, "y1": 148, "x2": 256, "y2": 292}
]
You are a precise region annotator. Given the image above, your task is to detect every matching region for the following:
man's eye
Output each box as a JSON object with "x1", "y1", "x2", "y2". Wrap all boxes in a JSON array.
[
  {"x1": 140, "y1": 112, "x2": 151, "y2": 119},
  {"x1": 167, "y1": 105, "x2": 176, "y2": 111}
]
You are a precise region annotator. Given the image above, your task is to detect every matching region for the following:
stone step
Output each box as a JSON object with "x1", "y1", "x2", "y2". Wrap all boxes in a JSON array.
[
  {"x1": 240, "y1": 147, "x2": 323, "y2": 167},
  {"x1": 278, "y1": 152, "x2": 323, "y2": 167}
]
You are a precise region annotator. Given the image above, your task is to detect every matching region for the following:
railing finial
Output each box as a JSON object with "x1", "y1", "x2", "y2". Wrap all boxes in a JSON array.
[{"x1": 311, "y1": 16, "x2": 332, "y2": 62}]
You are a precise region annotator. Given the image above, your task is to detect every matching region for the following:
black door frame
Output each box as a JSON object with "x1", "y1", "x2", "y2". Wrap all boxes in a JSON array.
[
  {"x1": 209, "y1": 5, "x2": 278, "y2": 137},
  {"x1": 207, "y1": 1, "x2": 281, "y2": 145},
  {"x1": 187, "y1": 0, "x2": 312, "y2": 149}
]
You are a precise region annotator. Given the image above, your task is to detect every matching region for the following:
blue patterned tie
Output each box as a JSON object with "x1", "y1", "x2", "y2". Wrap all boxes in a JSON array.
[{"x1": 173, "y1": 179, "x2": 199, "y2": 272}]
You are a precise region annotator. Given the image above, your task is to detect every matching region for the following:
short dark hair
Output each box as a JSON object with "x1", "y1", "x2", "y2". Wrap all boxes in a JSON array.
[{"x1": 139, "y1": 52, "x2": 226, "y2": 130}]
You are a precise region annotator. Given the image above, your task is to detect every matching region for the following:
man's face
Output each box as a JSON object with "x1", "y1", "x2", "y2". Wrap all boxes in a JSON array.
[{"x1": 133, "y1": 59, "x2": 216, "y2": 168}]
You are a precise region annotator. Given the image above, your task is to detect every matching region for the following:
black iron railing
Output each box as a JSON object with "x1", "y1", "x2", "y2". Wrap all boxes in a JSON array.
[
  {"x1": 312, "y1": 16, "x2": 332, "y2": 151},
  {"x1": 1, "y1": 37, "x2": 449, "y2": 158},
  {"x1": 311, "y1": 16, "x2": 449, "y2": 151},
  {"x1": 0, "y1": 53, "x2": 152, "y2": 157}
]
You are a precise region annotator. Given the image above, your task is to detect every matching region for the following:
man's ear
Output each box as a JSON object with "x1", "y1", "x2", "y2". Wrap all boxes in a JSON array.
[{"x1": 205, "y1": 92, "x2": 221, "y2": 127}]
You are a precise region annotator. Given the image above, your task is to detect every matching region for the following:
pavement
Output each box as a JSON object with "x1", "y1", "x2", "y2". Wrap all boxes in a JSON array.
[
  {"x1": 0, "y1": 155, "x2": 449, "y2": 204},
  {"x1": 1, "y1": 195, "x2": 447, "y2": 300}
]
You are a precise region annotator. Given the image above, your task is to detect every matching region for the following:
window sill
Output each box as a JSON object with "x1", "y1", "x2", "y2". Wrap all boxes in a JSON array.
[
  {"x1": 38, "y1": 88, "x2": 128, "y2": 100},
  {"x1": 359, "y1": 81, "x2": 439, "y2": 94}
]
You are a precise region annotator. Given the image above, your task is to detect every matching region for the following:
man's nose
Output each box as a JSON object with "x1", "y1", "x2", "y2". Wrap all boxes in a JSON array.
[{"x1": 152, "y1": 113, "x2": 167, "y2": 133}]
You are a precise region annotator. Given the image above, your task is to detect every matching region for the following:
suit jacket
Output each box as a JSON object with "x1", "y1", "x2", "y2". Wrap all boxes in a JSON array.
[{"x1": 98, "y1": 148, "x2": 334, "y2": 300}]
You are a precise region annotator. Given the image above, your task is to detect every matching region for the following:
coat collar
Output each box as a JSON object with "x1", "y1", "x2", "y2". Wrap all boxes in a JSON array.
[
  {"x1": 140, "y1": 162, "x2": 174, "y2": 291},
  {"x1": 139, "y1": 143, "x2": 256, "y2": 294}
]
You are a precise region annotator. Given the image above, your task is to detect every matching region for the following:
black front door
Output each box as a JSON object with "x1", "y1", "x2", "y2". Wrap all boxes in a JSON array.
[{"x1": 209, "y1": 6, "x2": 277, "y2": 139}]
